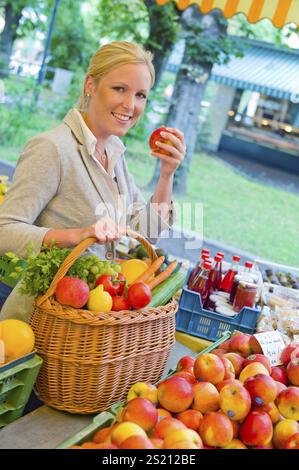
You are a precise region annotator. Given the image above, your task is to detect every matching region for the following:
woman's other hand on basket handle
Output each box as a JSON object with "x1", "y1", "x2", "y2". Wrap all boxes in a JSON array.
[
  {"x1": 88, "y1": 217, "x2": 126, "y2": 244},
  {"x1": 43, "y1": 217, "x2": 126, "y2": 248}
]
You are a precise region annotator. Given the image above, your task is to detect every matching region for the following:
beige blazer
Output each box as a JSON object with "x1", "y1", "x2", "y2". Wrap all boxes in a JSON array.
[{"x1": 0, "y1": 108, "x2": 174, "y2": 321}]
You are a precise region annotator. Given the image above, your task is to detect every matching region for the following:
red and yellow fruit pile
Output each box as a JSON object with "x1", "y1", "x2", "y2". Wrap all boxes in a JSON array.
[
  {"x1": 71, "y1": 332, "x2": 299, "y2": 449},
  {"x1": 54, "y1": 255, "x2": 178, "y2": 313},
  {"x1": 0, "y1": 319, "x2": 35, "y2": 364}
]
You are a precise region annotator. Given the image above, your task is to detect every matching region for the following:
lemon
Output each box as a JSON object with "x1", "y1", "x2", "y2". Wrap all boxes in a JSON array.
[
  {"x1": 87, "y1": 284, "x2": 113, "y2": 312},
  {"x1": 121, "y1": 259, "x2": 149, "y2": 285},
  {"x1": 0, "y1": 319, "x2": 35, "y2": 362}
]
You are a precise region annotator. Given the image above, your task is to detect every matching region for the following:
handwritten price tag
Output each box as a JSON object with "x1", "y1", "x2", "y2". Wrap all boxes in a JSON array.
[{"x1": 253, "y1": 331, "x2": 285, "y2": 366}]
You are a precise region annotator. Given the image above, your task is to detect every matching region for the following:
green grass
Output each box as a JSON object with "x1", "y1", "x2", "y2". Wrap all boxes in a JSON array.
[
  {"x1": 126, "y1": 139, "x2": 299, "y2": 267},
  {"x1": 1, "y1": 129, "x2": 298, "y2": 267}
]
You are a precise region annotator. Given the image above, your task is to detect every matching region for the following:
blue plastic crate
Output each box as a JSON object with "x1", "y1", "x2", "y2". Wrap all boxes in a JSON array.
[{"x1": 176, "y1": 271, "x2": 261, "y2": 342}]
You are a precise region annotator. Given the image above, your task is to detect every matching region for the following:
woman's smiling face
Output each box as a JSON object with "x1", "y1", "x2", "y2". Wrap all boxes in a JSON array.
[{"x1": 85, "y1": 63, "x2": 152, "y2": 140}]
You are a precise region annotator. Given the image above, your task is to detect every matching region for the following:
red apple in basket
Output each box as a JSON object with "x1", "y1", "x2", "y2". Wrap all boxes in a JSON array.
[
  {"x1": 157, "y1": 376, "x2": 194, "y2": 413},
  {"x1": 127, "y1": 282, "x2": 152, "y2": 309},
  {"x1": 55, "y1": 276, "x2": 89, "y2": 308},
  {"x1": 121, "y1": 397, "x2": 158, "y2": 432}
]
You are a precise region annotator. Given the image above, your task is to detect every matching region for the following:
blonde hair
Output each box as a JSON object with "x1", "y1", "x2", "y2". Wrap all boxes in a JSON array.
[{"x1": 77, "y1": 41, "x2": 155, "y2": 111}]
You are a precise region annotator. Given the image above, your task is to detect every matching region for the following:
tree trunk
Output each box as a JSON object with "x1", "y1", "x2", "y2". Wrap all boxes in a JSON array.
[
  {"x1": 147, "y1": 7, "x2": 226, "y2": 195},
  {"x1": 0, "y1": 2, "x2": 24, "y2": 75}
]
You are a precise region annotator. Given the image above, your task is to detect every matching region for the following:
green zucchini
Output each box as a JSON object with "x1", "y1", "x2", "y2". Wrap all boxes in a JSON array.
[{"x1": 148, "y1": 268, "x2": 187, "y2": 307}]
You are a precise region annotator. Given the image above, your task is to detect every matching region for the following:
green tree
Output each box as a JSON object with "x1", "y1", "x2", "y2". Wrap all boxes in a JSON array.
[
  {"x1": 47, "y1": 0, "x2": 97, "y2": 71},
  {"x1": 148, "y1": 6, "x2": 244, "y2": 195},
  {"x1": 94, "y1": 0, "x2": 149, "y2": 44},
  {"x1": 144, "y1": 0, "x2": 181, "y2": 88}
]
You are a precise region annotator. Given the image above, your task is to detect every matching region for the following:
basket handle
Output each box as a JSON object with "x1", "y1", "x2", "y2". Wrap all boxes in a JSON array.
[{"x1": 36, "y1": 228, "x2": 158, "y2": 306}]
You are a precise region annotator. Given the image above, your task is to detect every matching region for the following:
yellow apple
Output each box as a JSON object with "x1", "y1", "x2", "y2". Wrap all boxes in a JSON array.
[
  {"x1": 163, "y1": 428, "x2": 203, "y2": 449},
  {"x1": 111, "y1": 421, "x2": 146, "y2": 447},
  {"x1": 127, "y1": 382, "x2": 158, "y2": 405}
]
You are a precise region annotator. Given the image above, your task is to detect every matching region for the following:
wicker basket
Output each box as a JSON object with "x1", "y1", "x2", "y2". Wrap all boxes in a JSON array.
[{"x1": 29, "y1": 230, "x2": 177, "y2": 414}]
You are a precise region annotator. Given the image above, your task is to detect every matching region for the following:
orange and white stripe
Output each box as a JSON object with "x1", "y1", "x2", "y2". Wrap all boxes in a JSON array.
[{"x1": 155, "y1": 0, "x2": 299, "y2": 28}]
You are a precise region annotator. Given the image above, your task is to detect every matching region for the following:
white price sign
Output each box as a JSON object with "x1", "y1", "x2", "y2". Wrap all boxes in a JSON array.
[{"x1": 253, "y1": 331, "x2": 285, "y2": 366}]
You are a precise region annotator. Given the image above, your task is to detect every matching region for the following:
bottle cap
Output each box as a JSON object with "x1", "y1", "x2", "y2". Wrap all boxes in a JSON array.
[
  {"x1": 233, "y1": 255, "x2": 241, "y2": 262},
  {"x1": 245, "y1": 261, "x2": 253, "y2": 268},
  {"x1": 203, "y1": 261, "x2": 212, "y2": 269},
  {"x1": 239, "y1": 281, "x2": 257, "y2": 290},
  {"x1": 201, "y1": 253, "x2": 210, "y2": 260},
  {"x1": 214, "y1": 255, "x2": 222, "y2": 262},
  {"x1": 216, "y1": 252, "x2": 225, "y2": 259},
  {"x1": 201, "y1": 248, "x2": 210, "y2": 255}
]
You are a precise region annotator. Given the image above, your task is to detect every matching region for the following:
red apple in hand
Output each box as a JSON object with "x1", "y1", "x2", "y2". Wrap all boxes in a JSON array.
[{"x1": 149, "y1": 126, "x2": 176, "y2": 156}]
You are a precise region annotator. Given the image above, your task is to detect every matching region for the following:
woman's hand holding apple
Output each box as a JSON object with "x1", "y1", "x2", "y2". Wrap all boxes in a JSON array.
[{"x1": 149, "y1": 126, "x2": 186, "y2": 178}]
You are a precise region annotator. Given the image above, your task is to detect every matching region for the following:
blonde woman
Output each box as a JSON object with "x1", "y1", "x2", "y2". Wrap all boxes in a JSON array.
[{"x1": 0, "y1": 41, "x2": 185, "y2": 318}]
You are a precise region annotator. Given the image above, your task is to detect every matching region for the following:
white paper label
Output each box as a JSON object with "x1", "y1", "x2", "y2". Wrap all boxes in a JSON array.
[{"x1": 253, "y1": 331, "x2": 285, "y2": 366}]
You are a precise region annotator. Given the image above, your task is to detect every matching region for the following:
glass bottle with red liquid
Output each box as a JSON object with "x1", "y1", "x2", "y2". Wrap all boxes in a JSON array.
[
  {"x1": 208, "y1": 254, "x2": 223, "y2": 294},
  {"x1": 220, "y1": 255, "x2": 240, "y2": 293},
  {"x1": 188, "y1": 249, "x2": 210, "y2": 289},
  {"x1": 229, "y1": 261, "x2": 253, "y2": 304},
  {"x1": 191, "y1": 260, "x2": 212, "y2": 305}
]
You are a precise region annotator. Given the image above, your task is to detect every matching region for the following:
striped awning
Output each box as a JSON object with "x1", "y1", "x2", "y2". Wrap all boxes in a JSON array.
[
  {"x1": 156, "y1": 0, "x2": 299, "y2": 28},
  {"x1": 211, "y1": 40, "x2": 299, "y2": 100}
]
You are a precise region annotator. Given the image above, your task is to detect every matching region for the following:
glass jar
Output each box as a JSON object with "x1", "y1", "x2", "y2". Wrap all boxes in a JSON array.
[{"x1": 233, "y1": 281, "x2": 257, "y2": 313}]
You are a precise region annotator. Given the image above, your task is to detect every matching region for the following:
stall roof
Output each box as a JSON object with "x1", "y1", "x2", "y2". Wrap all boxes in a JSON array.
[
  {"x1": 211, "y1": 40, "x2": 299, "y2": 101},
  {"x1": 157, "y1": 0, "x2": 299, "y2": 28}
]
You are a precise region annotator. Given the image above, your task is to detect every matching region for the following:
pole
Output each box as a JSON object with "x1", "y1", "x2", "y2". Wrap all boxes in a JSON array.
[{"x1": 33, "y1": 0, "x2": 60, "y2": 106}]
